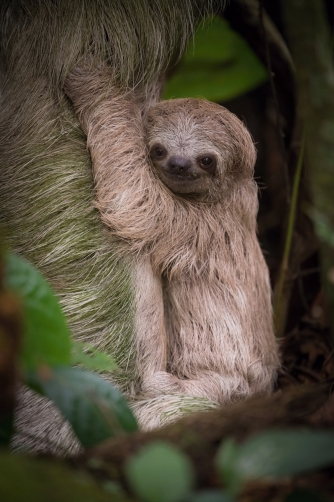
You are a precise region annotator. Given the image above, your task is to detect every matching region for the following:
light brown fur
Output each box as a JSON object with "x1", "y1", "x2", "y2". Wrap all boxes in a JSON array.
[{"x1": 64, "y1": 61, "x2": 280, "y2": 430}]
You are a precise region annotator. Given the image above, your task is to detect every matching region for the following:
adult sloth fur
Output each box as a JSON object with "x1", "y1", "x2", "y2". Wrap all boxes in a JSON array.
[{"x1": 64, "y1": 61, "x2": 279, "y2": 431}]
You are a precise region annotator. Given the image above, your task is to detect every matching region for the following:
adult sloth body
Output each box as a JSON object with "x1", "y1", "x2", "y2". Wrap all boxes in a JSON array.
[{"x1": 64, "y1": 62, "x2": 279, "y2": 430}]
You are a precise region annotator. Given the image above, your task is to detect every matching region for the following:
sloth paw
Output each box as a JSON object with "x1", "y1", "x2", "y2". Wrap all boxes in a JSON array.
[{"x1": 247, "y1": 360, "x2": 277, "y2": 393}]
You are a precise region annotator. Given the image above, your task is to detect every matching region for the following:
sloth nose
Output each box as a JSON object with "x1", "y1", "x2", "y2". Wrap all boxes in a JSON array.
[{"x1": 167, "y1": 156, "x2": 192, "y2": 175}]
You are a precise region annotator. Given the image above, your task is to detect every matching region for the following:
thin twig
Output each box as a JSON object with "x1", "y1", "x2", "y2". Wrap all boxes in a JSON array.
[{"x1": 274, "y1": 136, "x2": 305, "y2": 335}]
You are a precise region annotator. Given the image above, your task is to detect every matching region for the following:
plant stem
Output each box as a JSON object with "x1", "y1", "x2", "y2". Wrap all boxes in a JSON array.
[{"x1": 274, "y1": 137, "x2": 304, "y2": 336}]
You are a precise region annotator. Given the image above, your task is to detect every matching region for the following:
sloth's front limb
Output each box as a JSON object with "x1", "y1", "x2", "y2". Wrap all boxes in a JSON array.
[{"x1": 64, "y1": 60, "x2": 168, "y2": 248}]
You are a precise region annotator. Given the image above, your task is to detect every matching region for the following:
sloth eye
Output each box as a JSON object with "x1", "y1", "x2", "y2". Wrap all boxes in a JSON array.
[
  {"x1": 155, "y1": 147, "x2": 165, "y2": 157},
  {"x1": 150, "y1": 145, "x2": 167, "y2": 159},
  {"x1": 201, "y1": 157, "x2": 212, "y2": 166}
]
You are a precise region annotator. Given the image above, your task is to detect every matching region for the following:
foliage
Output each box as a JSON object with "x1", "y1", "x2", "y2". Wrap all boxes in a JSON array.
[
  {"x1": 125, "y1": 442, "x2": 194, "y2": 502},
  {"x1": 5, "y1": 253, "x2": 71, "y2": 368},
  {"x1": 27, "y1": 366, "x2": 137, "y2": 448},
  {"x1": 122, "y1": 428, "x2": 334, "y2": 501},
  {"x1": 2, "y1": 253, "x2": 138, "y2": 448},
  {"x1": 164, "y1": 17, "x2": 268, "y2": 103},
  {"x1": 216, "y1": 429, "x2": 334, "y2": 495}
]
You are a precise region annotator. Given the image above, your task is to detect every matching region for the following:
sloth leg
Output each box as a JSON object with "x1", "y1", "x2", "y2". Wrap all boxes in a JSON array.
[
  {"x1": 131, "y1": 394, "x2": 217, "y2": 431},
  {"x1": 132, "y1": 258, "x2": 191, "y2": 398},
  {"x1": 139, "y1": 367, "x2": 273, "y2": 407},
  {"x1": 177, "y1": 360, "x2": 276, "y2": 403},
  {"x1": 140, "y1": 364, "x2": 276, "y2": 405},
  {"x1": 179, "y1": 371, "x2": 251, "y2": 404},
  {"x1": 133, "y1": 258, "x2": 169, "y2": 386}
]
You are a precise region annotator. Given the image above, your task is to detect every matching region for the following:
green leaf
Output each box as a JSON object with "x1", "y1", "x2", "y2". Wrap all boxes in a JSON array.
[
  {"x1": 215, "y1": 438, "x2": 241, "y2": 492},
  {"x1": 26, "y1": 366, "x2": 138, "y2": 447},
  {"x1": 164, "y1": 17, "x2": 268, "y2": 102},
  {"x1": 4, "y1": 253, "x2": 71, "y2": 369},
  {"x1": 125, "y1": 442, "x2": 194, "y2": 502},
  {"x1": 71, "y1": 340, "x2": 118, "y2": 372},
  {"x1": 216, "y1": 429, "x2": 334, "y2": 493}
]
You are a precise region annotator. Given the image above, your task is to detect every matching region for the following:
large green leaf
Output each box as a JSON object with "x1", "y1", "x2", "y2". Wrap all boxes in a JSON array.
[
  {"x1": 164, "y1": 17, "x2": 268, "y2": 102},
  {"x1": 125, "y1": 442, "x2": 194, "y2": 502},
  {"x1": 216, "y1": 429, "x2": 334, "y2": 493},
  {"x1": 5, "y1": 253, "x2": 71, "y2": 369},
  {"x1": 27, "y1": 366, "x2": 138, "y2": 447}
]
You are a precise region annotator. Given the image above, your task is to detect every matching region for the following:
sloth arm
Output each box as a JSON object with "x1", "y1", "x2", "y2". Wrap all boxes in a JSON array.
[
  {"x1": 64, "y1": 62, "x2": 176, "y2": 387},
  {"x1": 64, "y1": 61, "x2": 166, "y2": 249}
]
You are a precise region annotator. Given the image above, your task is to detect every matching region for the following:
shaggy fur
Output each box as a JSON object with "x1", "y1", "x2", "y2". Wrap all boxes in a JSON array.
[
  {"x1": 0, "y1": 0, "x2": 212, "y2": 454},
  {"x1": 64, "y1": 62, "x2": 280, "y2": 431}
]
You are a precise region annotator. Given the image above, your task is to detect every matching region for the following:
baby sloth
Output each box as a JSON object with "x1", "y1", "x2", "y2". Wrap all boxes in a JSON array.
[{"x1": 65, "y1": 62, "x2": 280, "y2": 430}]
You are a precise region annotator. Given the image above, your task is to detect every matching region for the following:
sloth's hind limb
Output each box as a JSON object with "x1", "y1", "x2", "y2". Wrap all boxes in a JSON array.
[{"x1": 131, "y1": 393, "x2": 217, "y2": 431}]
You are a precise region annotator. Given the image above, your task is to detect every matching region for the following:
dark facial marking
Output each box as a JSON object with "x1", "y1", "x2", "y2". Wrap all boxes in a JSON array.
[
  {"x1": 150, "y1": 144, "x2": 167, "y2": 161},
  {"x1": 201, "y1": 157, "x2": 213, "y2": 167},
  {"x1": 197, "y1": 154, "x2": 217, "y2": 173}
]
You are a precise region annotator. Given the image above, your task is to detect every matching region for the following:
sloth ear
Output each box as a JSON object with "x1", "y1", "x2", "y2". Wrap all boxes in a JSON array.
[
  {"x1": 238, "y1": 145, "x2": 257, "y2": 178},
  {"x1": 224, "y1": 136, "x2": 257, "y2": 181}
]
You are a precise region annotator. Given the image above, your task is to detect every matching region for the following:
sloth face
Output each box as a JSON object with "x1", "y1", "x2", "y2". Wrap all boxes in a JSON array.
[
  {"x1": 145, "y1": 97, "x2": 256, "y2": 200},
  {"x1": 149, "y1": 141, "x2": 218, "y2": 196}
]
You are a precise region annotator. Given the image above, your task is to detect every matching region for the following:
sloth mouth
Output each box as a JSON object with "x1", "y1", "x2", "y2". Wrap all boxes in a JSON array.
[
  {"x1": 163, "y1": 171, "x2": 200, "y2": 182},
  {"x1": 154, "y1": 166, "x2": 212, "y2": 196}
]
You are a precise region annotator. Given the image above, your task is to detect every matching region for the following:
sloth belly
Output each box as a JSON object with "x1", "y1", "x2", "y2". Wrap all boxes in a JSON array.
[
  {"x1": 164, "y1": 278, "x2": 274, "y2": 403},
  {"x1": 134, "y1": 259, "x2": 276, "y2": 405}
]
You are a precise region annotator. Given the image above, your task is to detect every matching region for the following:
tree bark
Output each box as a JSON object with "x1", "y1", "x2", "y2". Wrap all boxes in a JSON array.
[{"x1": 74, "y1": 382, "x2": 334, "y2": 493}]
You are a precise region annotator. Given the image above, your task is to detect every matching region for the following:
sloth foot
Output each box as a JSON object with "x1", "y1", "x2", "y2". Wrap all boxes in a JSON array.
[
  {"x1": 141, "y1": 371, "x2": 184, "y2": 397},
  {"x1": 140, "y1": 369, "x2": 271, "y2": 405},
  {"x1": 131, "y1": 393, "x2": 217, "y2": 431}
]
